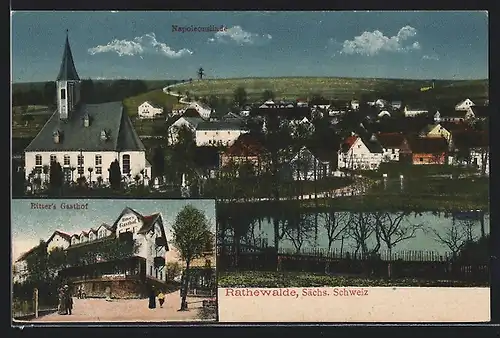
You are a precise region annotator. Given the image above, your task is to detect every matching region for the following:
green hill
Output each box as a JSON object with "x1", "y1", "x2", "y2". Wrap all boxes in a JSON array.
[
  {"x1": 169, "y1": 77, "x2": 489, "y2": 102},
  {"x1": 123, "y1": 89, "x2": 179, "y2": 116}
]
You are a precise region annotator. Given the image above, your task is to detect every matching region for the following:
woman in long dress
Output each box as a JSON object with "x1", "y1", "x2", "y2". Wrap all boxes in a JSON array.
[
  {"x1": 57, "y1": 287, "x2": 67, "y2": 315},
  {"x1": 148, "y1": 286, "x2": 156, "y2": 309}
]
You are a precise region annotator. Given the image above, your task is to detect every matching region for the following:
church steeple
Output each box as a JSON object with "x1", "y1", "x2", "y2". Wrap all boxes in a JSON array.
[
  {"x1": 57, "y1": 30, "x2": 80, "y2": 81},
  {"x1": 56, "y1": 30, "x2": 81, "y2": 120}
]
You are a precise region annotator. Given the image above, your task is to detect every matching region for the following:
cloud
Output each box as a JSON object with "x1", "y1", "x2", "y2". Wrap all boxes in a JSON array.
[
  {"x1": 340, "y1": 25, "x2": 421, "y2": 56},
  {"x1": 88, "y1": 32, "x2": 193, "y2": 58},
  {"x1": 422, "y1": 54, "x2": 439, "y2": 61},
  {"x1": 12, "y1": 239, "x2": 38, "y2": 262},
  {"x1": 209, "y1": 25, "x2": 272, "y2": 45}
]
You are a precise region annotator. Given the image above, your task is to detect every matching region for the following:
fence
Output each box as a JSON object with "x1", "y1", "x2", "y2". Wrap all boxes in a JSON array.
[
  {"x1": 12, "y1": 288, "x2": 58, "y2": 320},
  {"x1": 218, "y1": 246, "x2": 490, "y2": 283}
]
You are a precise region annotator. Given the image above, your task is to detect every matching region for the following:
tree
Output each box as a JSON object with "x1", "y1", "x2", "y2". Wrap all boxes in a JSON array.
[
  {"x1": 88, "y1": 167, "x2": 94, "y2": 186},
  {"x1": 49, "y1": 161, "x2": 64, "y2": 193},
  {"x1": 233, "y1": 87, "x2": 247, "y2": 108},
  {"x1": 24, "y1": 240, "x2": 49, "y2": 283},
  {"x1": 43, "y1": 81, "x2": 56, "y2": 107},
  {"x1": 42, "y1": 165, "x2": 50, "y2": 185},
  {"x1": 427, "y1": 215, "x2": 476, "y2": 260},
  {"x1": 152, "y1": 147, "x2": 165, "y2": 179},
  {"x1": 108, "y1": 160, "x2": 122, "y2": 190},
  {"x1": 171, "y1": 205, "x2": 214, "y2": 311},
  {"x1": 262, "y1": 89, "x2": 275, "y2": 101},
  {"x1": 197, "y1": 67, "x2": 205, "y2": 80},
  {"x1": 347, "y1": 212, "x2": 380, "y2": 257},
  {"x1": 208, "y1": 95, "x2": 219, "y2": 109},
  {"x1": 322, "y1": 210, "x2": 351, "y2": 251},
  {"x1": 166, "y1": 261, "x2": 182, "y2": 281},
  {"x1": 377, "y1": 211, "x2": 423, "y2": 278}
]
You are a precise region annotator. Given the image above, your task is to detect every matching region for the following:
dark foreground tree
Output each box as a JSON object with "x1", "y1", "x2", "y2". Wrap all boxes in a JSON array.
[
  {"x1": 108, "y1": 160, "x2": 122, "y2": 190},
  {"x1": 49, "y1": 161, "x2": 64, "y2": 194},
  {"x1": 233, "y1": 87, "x2": 248, "y2": 108},
  {"x1": 172, "y1": 205, "x2": 214, "y2": 311}
]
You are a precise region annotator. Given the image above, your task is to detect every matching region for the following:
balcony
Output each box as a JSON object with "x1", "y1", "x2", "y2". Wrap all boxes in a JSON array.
[
  {"x1": 155, "y1": 237, "x2": 167, "y2": 247},
  {"x1": 154, "y1": 256, "x2": 166, "y2": 268}
]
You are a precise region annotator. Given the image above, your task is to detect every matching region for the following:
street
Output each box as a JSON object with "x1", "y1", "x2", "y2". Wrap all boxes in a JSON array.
[{"x1": 30, "y1": 291, "x2": 216, "y2": 322}]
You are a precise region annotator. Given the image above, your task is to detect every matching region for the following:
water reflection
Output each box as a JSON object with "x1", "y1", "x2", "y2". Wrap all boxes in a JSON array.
[{"x1": 219, "y1": 210, "x2": 490, "y2": 258}]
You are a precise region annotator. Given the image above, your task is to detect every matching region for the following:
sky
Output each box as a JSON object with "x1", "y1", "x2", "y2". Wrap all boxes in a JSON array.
[
  {"x1": 11, "y1": 199, "x2": 216, "y2": 261},
  {"x1": 11, "y1": 11, "x2": 488, "y2": 82}
]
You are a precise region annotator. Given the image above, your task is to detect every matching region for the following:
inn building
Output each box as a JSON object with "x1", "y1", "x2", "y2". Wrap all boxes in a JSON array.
[
  {"x1": 24, "y1": 32, "x2": 151, "y2": 188},
  {"x1": 15, "y1": 207, "x2": 170, "y2": 298}
]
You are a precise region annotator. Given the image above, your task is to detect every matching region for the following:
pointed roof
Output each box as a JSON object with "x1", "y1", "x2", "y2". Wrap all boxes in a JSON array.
[{"x1": 56, "y1": 31, "x2": 80, "y2": 81}]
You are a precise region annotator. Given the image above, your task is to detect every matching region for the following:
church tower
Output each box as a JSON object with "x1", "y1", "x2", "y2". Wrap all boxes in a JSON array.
[{"x1": 56, "y1": 30, "x2": 81, "y2": 120}]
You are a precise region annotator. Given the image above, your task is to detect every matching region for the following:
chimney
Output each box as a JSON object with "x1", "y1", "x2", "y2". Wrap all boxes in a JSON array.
[{"x1": 83, "y1": 114, "x2": 90, "y2": 127}]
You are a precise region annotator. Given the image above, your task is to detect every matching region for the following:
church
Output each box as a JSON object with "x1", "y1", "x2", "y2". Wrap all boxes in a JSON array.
[{"x1": 24, "y1": 32, "x2": 151, "y2": 187}]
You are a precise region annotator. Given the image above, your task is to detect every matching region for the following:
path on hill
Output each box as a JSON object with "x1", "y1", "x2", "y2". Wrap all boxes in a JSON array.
[
  {"x1": 29, "y1": 291, "x2": 214, "y2": 322},
  {"x1": 163, "y1": 83, "x2": 191, "y2": 105}
]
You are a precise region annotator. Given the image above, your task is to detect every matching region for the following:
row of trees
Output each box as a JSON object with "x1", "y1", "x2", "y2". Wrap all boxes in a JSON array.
[
  {"x1": 12, "y1": 79, "x2": 176, "y2": 107},
  {"x1": 219, "y1": 207, "x2": 489, "y2": 277}
]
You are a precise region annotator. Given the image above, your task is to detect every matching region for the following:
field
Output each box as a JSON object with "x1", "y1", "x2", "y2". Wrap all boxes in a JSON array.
[
  {"x1": 169, "y1": 77, "x2": 489, "y2": 102},
  {"x1": 123, "y1": 89, "x2": 180, "y2": 116}
]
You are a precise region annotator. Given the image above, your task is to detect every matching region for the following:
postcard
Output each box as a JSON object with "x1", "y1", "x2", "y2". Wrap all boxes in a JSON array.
[
  {"x1": 11, "y1": 10, "x2": 490, "y2": 323},
  {"x1": 11, "y1": 199, "x2": 217, "y2": 323}
]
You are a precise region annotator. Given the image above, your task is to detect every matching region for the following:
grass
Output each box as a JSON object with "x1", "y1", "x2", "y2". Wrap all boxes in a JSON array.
[
  {"x1": 12, "y1": 80, "x2": 169, "y2": 93},
  {"x1": 170, "y1": 77, "x2": 488, "y2": 101},
  {"x1": 122, "y1": 89, "x2": 180, "y2": 116},
  {"x1": 218, "y1": 271, "x2": 489, "y2": 288},
  {"x1": 375, "y1": 163, "x2": 478, "y2": 177},
  {"x1": 204, "y1": 177, "x2": 353, "y2": 199}
]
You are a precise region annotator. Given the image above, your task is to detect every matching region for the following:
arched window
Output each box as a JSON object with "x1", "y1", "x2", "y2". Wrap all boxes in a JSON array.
[{"x1": 122, "y1": 154, "x2": 131, "y2": 174}]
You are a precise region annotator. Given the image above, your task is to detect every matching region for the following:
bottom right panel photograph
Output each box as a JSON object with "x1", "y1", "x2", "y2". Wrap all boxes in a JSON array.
[{"x1": 216, "y1": 204, "x2": 490, "y2": 322}]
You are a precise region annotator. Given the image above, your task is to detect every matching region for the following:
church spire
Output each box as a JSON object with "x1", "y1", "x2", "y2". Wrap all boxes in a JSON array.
[{"x1": 56, "y1": 30, "x2": 80, "y2": 81}]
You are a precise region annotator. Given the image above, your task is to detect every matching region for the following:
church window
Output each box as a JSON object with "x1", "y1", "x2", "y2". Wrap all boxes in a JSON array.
[
  {"x1": 64, "y1": 155, "x2": 70, "y2": 166},
  {"x1": 60, "y1": 89, "x2": 66, "y2": 100},
  {"x1": 122, "y1": 154, "x2": 131, "y2": 174},
  {"x1": 35, "y1": 155, "x2": 42, "y2": 166}
]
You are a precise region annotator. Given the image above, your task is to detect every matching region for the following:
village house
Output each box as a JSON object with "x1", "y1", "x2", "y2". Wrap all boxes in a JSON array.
[
  {"x1": 288, "y1": 146, "x2": 336, "y2": 180},
  {"x1": 137, "y1": 101, "x2": 164, "y2": 119},
  {"x1": 337, "y1": 134, "x2": 384, "y2": 170},
  {"x1": 167, "y1": 116, "x2": 204, "y2": 145},
  {"x1": 451, "y1": 130, "x2": 489, "y2": 175},
  {"x1": 220, "y1": 133, "x2": 267, "y2": 173},
  {"x1": 455, "y1": 98, "x2": 475, "y2": 111},
  {"x1": 195, "y1": 121, "x2": 249, "y2": 147},
  {"x1": 16, "y1": 207, "x2": 169, "y2": 298},
  {"x1": 350, "y1": 100, "x2": 360, "y2": 110},
  {"x1": 407, "y1": 136, "x2": 448, "y2": 165},
  {"x1": 24, "y1": 33, "x2": 151, "y2": 188},
  {"x1": 376, "y1": 133, "x2": 411, "y2": 163},
  {"x1": 375, "y1": 99, "x2": 389, "y2": 108},
  {"x1": 419, "y1": 123, "x2": 452, "y2": 143},
  {"x1": 377, "y1": 110, "x2": 391, "y2": 119},
  {"x1": 289, "y1": 117, "x2": 315, "y2": 136},
  {"x1": 404, "y1": 105, "x2": 429, "y2": 117},
  {"x1": 296, "y1": 99, "x2": 309, "y2": 108},
  {"x1": 309, "y1": 98, "x2": 331, "y2": 110},
  {"x1": 433, "y1": 106, "x2": 468, "y2": 123},
  {"x1": 466, "y1": 105, "x2": 489, "y2": 121},
  {"x1": 185, "y1": 102, "x2": 213, "y2": 119}
]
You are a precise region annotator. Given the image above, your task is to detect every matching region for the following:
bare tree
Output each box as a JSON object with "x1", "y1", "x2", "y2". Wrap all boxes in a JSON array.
[
  {"x1": 321, "y1": 211, "x2": 351, "y2": 251},
  {"x1": 428, "y1": 216, "x2": 476, "y2": 260},
  {"x1": 347, "y1": 212, "x2": 380, "y2": 258},
  {"x1": 283, "y1": 212, "x2": 315, "y2": 254}
]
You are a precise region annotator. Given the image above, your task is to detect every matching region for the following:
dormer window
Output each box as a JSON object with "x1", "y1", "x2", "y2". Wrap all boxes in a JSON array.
[
  {"x1": 100, "y1": 130, "x2": 108, "y2": 141},
  {"x1": 53, "y1": 130, "x2": 61, "y2": 144},
  {"x1": 83, "y1": 114, "x2": 90, "y2": 127}
]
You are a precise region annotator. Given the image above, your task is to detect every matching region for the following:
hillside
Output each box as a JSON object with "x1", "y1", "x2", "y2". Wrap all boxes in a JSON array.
[
  {"x1": 169, "y1": 77, "x2": 489, "y2": 102},
  {"x1": 122, "y1": 89, "x2": 180, "y2": 116}
]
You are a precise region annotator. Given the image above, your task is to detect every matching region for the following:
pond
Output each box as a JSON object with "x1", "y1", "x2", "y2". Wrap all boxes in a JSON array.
[{"x1": 219, "y1": 210, "x2": 490, "y2": 258}]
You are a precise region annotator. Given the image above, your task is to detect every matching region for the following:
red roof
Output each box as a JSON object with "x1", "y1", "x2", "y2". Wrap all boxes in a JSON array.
[
  {"x1": 342, "y1": 136, "x2": 358, "y2": 150},
  {"x1": 225, "y1": 134, "x2": 267, "y2": 157}
]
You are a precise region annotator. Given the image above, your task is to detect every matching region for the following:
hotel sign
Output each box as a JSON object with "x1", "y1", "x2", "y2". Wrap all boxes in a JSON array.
[{"x1": 118, "y1": 214, "x2": 139, "y2": 229}]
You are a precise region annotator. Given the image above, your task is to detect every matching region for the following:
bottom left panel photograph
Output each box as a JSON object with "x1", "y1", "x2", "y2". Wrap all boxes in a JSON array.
[{"x1": 11, "y1": 199, "x2": 217, "y2": 323}]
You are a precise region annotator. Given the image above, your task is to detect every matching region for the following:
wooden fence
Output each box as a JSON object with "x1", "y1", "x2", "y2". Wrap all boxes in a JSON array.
[{"x1": 217, "y1": 246, "x2": 489, "y2": 283}]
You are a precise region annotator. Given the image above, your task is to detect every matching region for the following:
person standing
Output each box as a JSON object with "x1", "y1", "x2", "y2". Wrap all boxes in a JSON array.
[
  {"x1": 148, "y1": 286, "x2": 156, "y2": 309},
  {"x1": 57, "y1": 287, "x2": 67, "y2": 315},
  {"x1": 64, "y1": 285, "x2": 73, "y2": 315},
  {"x1": 157, "y1": 290, "x2": 165, "y2": 308}
]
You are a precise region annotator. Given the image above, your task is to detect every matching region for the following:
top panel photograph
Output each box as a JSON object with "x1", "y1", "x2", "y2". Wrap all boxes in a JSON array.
[{"x1": 11, "y1": 11, "x2": 488, "y2": 209}]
